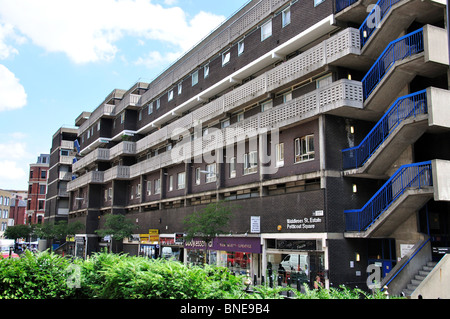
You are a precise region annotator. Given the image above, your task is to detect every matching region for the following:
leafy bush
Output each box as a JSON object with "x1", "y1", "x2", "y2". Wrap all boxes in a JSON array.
[
  {"x1": 0, "y1": 250, "x2": 75, "y2": 299},
  {"x1": 0, "y1": 251, "x2": 397, "y2": 299},
  {"x1": 77, "y1": 253, "x2": 249, "y2": 299}
]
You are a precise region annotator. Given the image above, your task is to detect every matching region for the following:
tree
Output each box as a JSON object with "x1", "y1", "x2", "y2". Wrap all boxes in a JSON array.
[
  {"x1": 35, "y1": 220, "x2": 84, "y2": 241},
  {"x1": 95, "y1": 214, "x2": 137, "y2": 253},
  {"x1": 183, "y1": 201, "x2": 234, "y2": 265},
  {"x1": 4, "y1": 224, "x2": 33, "y2": 241}
]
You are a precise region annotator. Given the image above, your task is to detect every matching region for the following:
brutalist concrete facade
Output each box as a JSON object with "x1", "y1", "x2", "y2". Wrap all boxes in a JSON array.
[{"x1": 61, "y1": 0, "x2": 450, "y2": 293}]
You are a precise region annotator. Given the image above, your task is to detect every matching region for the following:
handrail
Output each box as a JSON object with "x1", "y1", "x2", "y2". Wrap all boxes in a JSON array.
[
  {"x1": 362, "y1": 28, "x2": 424, "y2": 100},
  {"x1": 335, "y1": 0, "x2": 358, "y2": 13},
  {"x1": 359, "y1": 0, "x2": 403, "y2": 48},
  {"x1": 345, "y1": 161, "x2": 432, "y2": 232},
  {"x1": 380, "y1": 237, "x2": 431, "y2": 291},
  {"x1": 342, "y1": 89, "x2": 427, "y2": 170}
]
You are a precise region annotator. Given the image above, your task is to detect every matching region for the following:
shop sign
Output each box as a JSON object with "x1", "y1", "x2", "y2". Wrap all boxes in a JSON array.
[
  {"x1": 250, "y1": 216, "x2": 260, "y2": 233},
  {"x1": 286, "y1": 217, "x2": 323, "y2": 230},
  {"x1": 175, "y1": 233, "x2": 184, "y2": 244},
  {"x1": 139, "y1": 234, "x2": 149, "y2": 243},
  {"x1": 185, "y1": 237, "x2": 261, "y2": 253},
  {"x1": 149, "y1": 229, "x2": 159, "y2": 242}
]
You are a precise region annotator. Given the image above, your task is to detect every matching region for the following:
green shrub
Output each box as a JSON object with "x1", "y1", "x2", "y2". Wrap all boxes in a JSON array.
[{"x1": 0, "y1": 250, "x2": 75, "y2": 299}]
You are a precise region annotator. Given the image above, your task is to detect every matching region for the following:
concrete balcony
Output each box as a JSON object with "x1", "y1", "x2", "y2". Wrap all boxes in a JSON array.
[
  {"x1": 104, "y1": 166, "x2": 131, "y2": 182},
  {"x1": 131, "y1": 79, "x2": 364, "y2": 178},
  {"x1": 109, "y1": 141, "x2": 136, "y2": 160},
  {"x1": 343, "y1": 87, "x2": 450, "y2": 178},
  {"x1": 345, "y1": 159, "x2": 450, "y2": 238},
  {"x1": 72, "y1": 148, "x2": 110, "y2": 173},
  {"x1": 67, "y1": 171, "x2": 104, "y2": 191},
  {"x1": 135, "y1": 27, "x2": 362, "y2": 154},
  {"x1": 79, "y1": 103, "x2": 115, "y2": 134}
]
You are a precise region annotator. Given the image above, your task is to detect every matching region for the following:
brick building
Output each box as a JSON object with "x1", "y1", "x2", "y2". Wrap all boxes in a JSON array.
[
  {"x1": 63, "y1": 0, "x2": 450, "y2": 296},
  {"x1": 27, "y1": 154, "x2": 50, "y2": 225}
]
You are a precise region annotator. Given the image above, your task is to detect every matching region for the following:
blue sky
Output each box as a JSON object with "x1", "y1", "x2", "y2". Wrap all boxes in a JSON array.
[{"x1": 0, "y1": 0, "x2": 249, "y2": 190}]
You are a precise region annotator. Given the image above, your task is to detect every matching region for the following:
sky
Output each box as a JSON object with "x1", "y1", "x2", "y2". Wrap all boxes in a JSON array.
[{"x1": 0, "y1": 0, "x2": 250, "y2": 191}]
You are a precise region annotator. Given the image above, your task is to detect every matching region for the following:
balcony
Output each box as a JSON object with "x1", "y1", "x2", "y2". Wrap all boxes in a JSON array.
[
  {"x1": 342, "y1": 87, "x2": 450, "y2": 178},
  {"x1": 104, "y1": 166, "x2": 131, "y2": 182},
  {"x1": 344, "y1": 160, "x2": 450, "y2": 237},
  {"x1": 135, "y1": 27, "x2": 362, "y2": 154},
  {"x1": 362, "y1": 25, "x2": 448, "y2": 113},
  {"x1": 67, "y1": 171, "x2": 104, "y2": 191},
  {"x1": 72, "y1": 148, "x2": 110, "y2": 173},
  {"x1": 130, "y1": 79, "x2": 363, "y2": 178}
]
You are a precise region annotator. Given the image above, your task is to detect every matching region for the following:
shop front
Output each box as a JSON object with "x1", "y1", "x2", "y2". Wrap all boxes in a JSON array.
[
  {"x1": 184, "y1": 236, "x2": 262, "y2": 277},
  {"x1": 263, "y1": 236, "x2": 326, "y2": 289}
]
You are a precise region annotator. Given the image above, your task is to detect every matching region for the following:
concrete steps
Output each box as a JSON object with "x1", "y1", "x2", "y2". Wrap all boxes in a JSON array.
[{"x1": 402, "y1": 261, "x2": 437, "y2": 296}]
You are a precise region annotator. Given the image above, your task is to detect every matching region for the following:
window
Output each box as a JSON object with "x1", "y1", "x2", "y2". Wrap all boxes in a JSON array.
[
  {"x1": 168, "y1": 89, "x2": 173, "y2": 101},
  {"x1": 178, "y1": 82, "x2": 182, "y2": 95},
  {"x1": 61, "y1": 149, "x2": 70, "y2": 157},
  {"x1": 136, "y1": 183, "x2": 141, "y2": 198},
  {"x1": 148, "y1": 102, "x2": 153, "y2": 114},
  {"x1": 261, "y1": 100, "x2": 273, "y2": 112},
  {"x1": 276, "y1": 143, "x2": 284, "y2": 167},
  {"x1": 222, "y1": 50, "x2": 230, "y2": 66},
  {"x1": 177, "y1": 172, "x2": 186, "y2": 189},
  {"x1": 192, "y1": 70, "x2": 199, "y2": 86},
  {"x1": 204, "y1": 64, "x2": 210, "y2": 78},
  {"x1": 120, "y1": 112, "x2": 125, "y2": 124},
  {"x1": 97, "y1": 121, "x2": 101, "y2": 131},
  {"x1": 195, "y1": 167, "x2": 201, "y2": 185},
  {"x1": 40, "y1": 185, "x2": 46, "y2": 194},
  {"x1": 41, "y1": 170, "x2": 46, "y2": 179},
  {"x1": 244, "y1": 151, "x2": 258, "y2": 175},
  {"x1": 314, "y1": 0, "x2": 325, "y2": 7},
  {"x1": 156, "y1": 98, "x2": 160, "y2": 110},
  {"x1": 147, "y1": 181, "x2": 152, "y2": 195},
  {"x1": 238, "y1": 40, "x2": 245, "y2": 56},
  {"x1": 221, "y1": 119, "x2": 230, "y2": 129},
  {"x1": 229, "y1": 157, "x2": 236, "y2": 178},
  {"x1": 282, "y1": 7, "x2": 291, "y2": 27},
  {"x1": 295, "y1": 135, "x2": 315, "y2": 162},
  {"x1": 138, "y1": 110, "x2": 142, "y2": 121},
  {"x1": 316, "y1": 74, "x2": 332, "y2": 88},
  {"x1": 283, "y1": 91, "x2": 292, "y2": 103},
  {"x1": 155, "y1": 179, "x2": 161, "y2": 194},
  {"x1": 206, "y1": 163, "x2": 217, "y2": 183},
  {"x1": 169, "y1": 175, "x2": 173, "y2": 191},
  {"x1": 261, "y1": 20, "x2": 272, "y2": 41},
  {"x1": 237, "y1": 112, "x2": 244, "y2": 122}
]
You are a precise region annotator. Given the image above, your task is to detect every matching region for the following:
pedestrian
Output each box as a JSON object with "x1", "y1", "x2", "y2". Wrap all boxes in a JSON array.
[{"x1": 314, "y1": 275, "x2": 323, "y2": 289}]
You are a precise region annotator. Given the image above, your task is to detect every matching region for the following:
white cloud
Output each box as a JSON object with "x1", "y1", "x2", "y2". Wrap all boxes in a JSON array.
[
  {"x1": 134, "y1": 50, "x2": 182, "y2": 69},
  {"x1": 0, "y1": 64, "x2": 27, "y2": 111},
  {"x1": 0, "y1": 160, "x2": 27, "y2": 185},
  {"x1": 0, "y1": 0, "x2": 225, "y2": 64}
]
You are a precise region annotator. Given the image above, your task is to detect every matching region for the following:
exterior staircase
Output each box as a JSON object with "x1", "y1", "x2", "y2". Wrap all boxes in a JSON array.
[{"x1": 402, "y1": 261, "x2": 437, "y2": 296}]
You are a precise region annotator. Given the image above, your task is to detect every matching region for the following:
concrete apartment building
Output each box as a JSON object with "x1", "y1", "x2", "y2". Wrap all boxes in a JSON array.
[
  {"x1": 27, "y1": 154, "x2": 50, "y2": 225},
  {"x1": 45, "y1": 127, "x2": 79, "y2": 226},
  {"x1": 63, "y1": 0, "x2": 450, "y2": 296}
]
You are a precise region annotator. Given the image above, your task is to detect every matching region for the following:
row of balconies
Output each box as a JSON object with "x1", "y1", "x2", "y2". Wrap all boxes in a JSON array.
[
  {"x1": 68, "y1": 77, "x2": 364, "y2": 191},
  {"x1": 71, "y1": 26, "x2": 361, "y2": 175}
]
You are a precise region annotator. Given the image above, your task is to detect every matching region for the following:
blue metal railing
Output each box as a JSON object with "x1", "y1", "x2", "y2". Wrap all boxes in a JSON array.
[
  {"x1": 335, "y1": 0, "x2": 358, "y2": 12},
  {"x1": 362, "y1": 28, "x2": 424, "y2": 100},
  {"x1": 345, "y1": 161, "x2": 433, "y2": 232},
  {"x1": 359, "y1": 0, "x2": 403, "y2": 48},
  {"x1": 342, "y1": 90, "x2": 427, "y2": 170}
]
